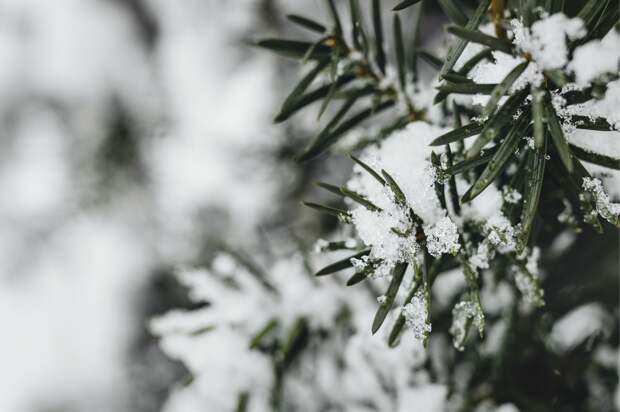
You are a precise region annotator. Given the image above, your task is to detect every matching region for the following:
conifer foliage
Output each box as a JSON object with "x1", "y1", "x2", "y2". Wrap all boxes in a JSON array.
[
  {"x1": 258, "y1": 0, "x2": 619, "y2": 346},
  {"x1": 154, "y1": 1, "x2": 619, "y2": 411}
]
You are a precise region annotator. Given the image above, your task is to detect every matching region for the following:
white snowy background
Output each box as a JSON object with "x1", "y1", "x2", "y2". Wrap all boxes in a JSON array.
[{"x1": 0, "y1": 1, "x2": 306, "y2": 410}]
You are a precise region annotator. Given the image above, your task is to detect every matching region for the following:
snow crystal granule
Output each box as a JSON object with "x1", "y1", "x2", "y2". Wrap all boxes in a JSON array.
[
  {"x1": 502, "y1": 186, "x2": 522, "y2": 204},
  {"x1": 403, "y1": 289, "x2": 432, "y2": 340},
  {"x1": 425, "y1": 216, "x2": 461, "y2": 258},
  {"x1": 511, "y1": 13, "x2": 586, "y2": 70}
]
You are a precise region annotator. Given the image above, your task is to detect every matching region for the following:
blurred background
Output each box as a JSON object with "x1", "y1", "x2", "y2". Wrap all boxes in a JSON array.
[
  {"x1": 0, "y1": 1, "x2": 617, "y2": 412},
  {"x1": 0, "y1": 1, "x2": 303, "y2": 410}
]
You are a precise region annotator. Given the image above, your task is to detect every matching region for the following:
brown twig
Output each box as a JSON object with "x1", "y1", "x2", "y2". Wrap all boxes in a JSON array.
[{"x1": 491, "y1": 0, "x2": 507, "y2": 40}]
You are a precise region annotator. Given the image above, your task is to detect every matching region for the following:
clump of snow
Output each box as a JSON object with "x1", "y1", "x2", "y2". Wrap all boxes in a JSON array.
[
  {"x1": 348, "y1": 122, "x2": 451, "y2": 275},
  {"x1": 581, "y1": 80, "x2": 620, "y2": 131},
  {"x1": 582, "y1": 177, "x2": 620, "y2": 225},
  {"x1": 569, "y1": 30, "x2": 620, "y2": 85},
  {"x1": 425, "y1": 216, "x2": 461, "y2": 258},
  {"x1": 511, "y1": 13, "x2": 586, "y2": 70},
  {"x1": 351, "y1": 206, "x2": 419, "y2": 277},
  {"x1": 349, "y1": 122, "x2": 448, "y2": 224},
  {"x1": 159, "y1": 329, "x2": 273, "y2": 410},
  {"x1": 403, "y1": 289, "x2": 432, "y2": 341},
  {"x1": 468, "y1": 212, "x2": 518, "y2": 270},
  {"x1": 550, "y1": 303, "x2": 609, "y2": 354}
]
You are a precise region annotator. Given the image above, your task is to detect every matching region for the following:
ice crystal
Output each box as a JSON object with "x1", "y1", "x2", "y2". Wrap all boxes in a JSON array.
[
  {"x1": 425, "y1": 217, "x2": 461, "y2": 258},
  {"x1": 449, "y1": 300, "x2": 484, "y2": 351},
  {"x1": 484, "y1": 213, "x2": 517, "y2": 252},
  {"x1": 403, "y1": 289, "x2": 432, "y2": 341}
]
